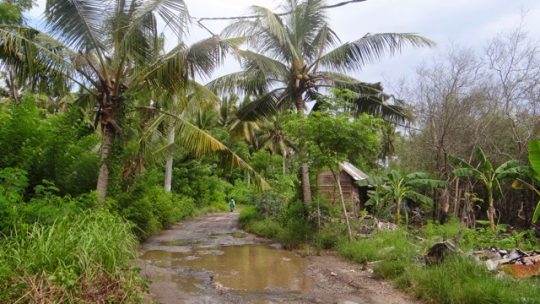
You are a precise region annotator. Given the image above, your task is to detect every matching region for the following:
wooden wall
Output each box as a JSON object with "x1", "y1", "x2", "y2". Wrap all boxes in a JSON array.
[{"x1": 316, "y1": 170, "x2": 360, "y2": 207}]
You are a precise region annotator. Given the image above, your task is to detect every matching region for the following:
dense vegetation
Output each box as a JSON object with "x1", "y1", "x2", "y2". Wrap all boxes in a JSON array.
[{"x1": 0, "y1": 0, "x2": 539, "y2": 303}]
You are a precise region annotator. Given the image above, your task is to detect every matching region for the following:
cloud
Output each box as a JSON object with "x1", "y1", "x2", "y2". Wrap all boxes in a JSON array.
[{"x1": 22, "y1": 0, "x2": 540, "y2": 90}]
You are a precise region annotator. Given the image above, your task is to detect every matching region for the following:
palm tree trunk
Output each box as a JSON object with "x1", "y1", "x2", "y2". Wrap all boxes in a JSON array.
[
  {"x1": 164, "y1": 124, "x2": 175, "y2": 192},
  {"x1": 334, "y1": 171, "x2": 352, "y2": 240},
  {"x1": 96, "y1": 126, "x2": 114, "y2": 201},
  {"x1": 8, "y1": 68, "x2": 20, "y2": 105},
  {"x1": 294, "y1": 92, "x2": 312, "y2": 204},
  {"x1": 301, "y1": 164, "x2": 312, "y2": 204}
]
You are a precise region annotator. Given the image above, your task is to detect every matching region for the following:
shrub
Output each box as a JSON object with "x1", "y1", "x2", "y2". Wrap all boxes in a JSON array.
[
  {"x1": 254, "y1": 191, "x2": 284, "y2": 218},
  {"x1": 228, "y1": 179, "x2": 256, "y2": 205},
  {"x1": 248, "y1": 219, "x2": 285, "y2": 239},
  {"x1": 116, "y1": 185, "x2": 194, "y2": 239},
  {"x1": 239, "y1": 205, "x2": 262, "y2": 225}
]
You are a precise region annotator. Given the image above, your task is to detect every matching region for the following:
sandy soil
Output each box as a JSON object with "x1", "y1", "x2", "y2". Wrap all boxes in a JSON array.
[{"x1": 139, "y1": 212, "x2": 420, "y2": 304}]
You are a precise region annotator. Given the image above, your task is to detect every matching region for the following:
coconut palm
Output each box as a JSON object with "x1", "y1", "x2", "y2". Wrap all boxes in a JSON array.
[
  {"x1": 208, "y1": 0, "x2": 433, "y2": 203},
  {"x1": 0, "y1": 0, "x2": 252, "y2": 200}
]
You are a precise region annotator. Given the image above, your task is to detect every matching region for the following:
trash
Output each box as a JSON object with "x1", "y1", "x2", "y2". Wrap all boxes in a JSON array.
[
  {"x1": 473, "y1": 248, "x2": 540, "y2": 279},
  {"x1": 330, "y1": 271, "x2": 337, "y2": 277}
]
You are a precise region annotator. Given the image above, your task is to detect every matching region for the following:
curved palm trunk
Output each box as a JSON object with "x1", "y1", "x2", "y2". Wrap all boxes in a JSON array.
[
  {"x1": 96, "y1": 126, "x2": 114, "y2": 201},
  {"x1": 164, "y1": 124, "x2": 175, "y2": 192}
]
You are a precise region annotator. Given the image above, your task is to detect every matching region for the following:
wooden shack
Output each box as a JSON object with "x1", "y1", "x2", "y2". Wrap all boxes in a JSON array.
[{"x1": 316, "y1": 162, "x2": 369, "y2": 210}]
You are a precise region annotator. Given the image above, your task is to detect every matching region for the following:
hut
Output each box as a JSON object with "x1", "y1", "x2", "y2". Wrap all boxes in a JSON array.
[{"x1": 316, "y1": 162, "x2": 370, "y2": 210}]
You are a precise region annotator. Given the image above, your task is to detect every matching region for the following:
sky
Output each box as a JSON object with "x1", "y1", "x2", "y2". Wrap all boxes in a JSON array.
[{"x1": 25, "y1": 0, "x2": 540, "y2": 92}]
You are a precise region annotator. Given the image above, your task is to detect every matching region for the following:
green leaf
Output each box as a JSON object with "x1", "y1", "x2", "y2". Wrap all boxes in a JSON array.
[
  {"x1": 405, "y1": 191, "x2": 433, "y2": 206},
  {"x1": 474, "y1": 147, "x2": 493, "y2": 173},
  {"x1": 532, "y1": 201, "x2": 540, "y2": 223},
  {"x1": 529, "y1": 140, "x2": 540, "y2": 181}
]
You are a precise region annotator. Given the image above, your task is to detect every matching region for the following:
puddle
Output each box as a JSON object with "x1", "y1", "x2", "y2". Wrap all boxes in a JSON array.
[
  {"x1": 141, "y1": 244, "x2": 314, "y2": 294},
  {"x1": 159, "y1": 239, "x2": 199, "y2": 246}
]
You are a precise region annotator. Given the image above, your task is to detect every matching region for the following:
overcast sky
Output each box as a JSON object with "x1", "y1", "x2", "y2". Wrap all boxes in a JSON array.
[{"x1": 25, "y1": 0, "x2": 540, "y2": 90}]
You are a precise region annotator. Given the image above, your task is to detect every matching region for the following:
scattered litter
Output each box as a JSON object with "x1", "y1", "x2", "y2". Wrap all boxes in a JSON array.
[
  {"x1": 330, "y1": 272, "x2": 337, "y2": 277},
  {"x1": 473, "y1": 248, "x2": 540, "y2": 279}
]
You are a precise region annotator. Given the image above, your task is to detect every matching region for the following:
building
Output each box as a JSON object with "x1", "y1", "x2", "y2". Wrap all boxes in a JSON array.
[{"x1": 316, "y1": 162, "x2": 370, "y2": 211}]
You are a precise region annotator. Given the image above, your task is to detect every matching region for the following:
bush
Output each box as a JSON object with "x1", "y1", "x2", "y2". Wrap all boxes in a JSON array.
[
  {"x1": 249, "y1": 219, "x2": 285, "y2": 238},
  {"x1": 116, "y1": 184, "x2": 194, "y2": 239},
  {"x1": 239, "y1": 205, "x2": 262, "y2": 225},
  {"x1": 228, "y1": 179, "x2": 256, "y2": 205},
  {"x1": 254, "y1": 191, "x2": 284, "y2": 218}
]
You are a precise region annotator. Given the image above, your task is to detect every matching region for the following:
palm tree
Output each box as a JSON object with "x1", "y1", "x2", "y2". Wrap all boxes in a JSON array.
[
  {"x1": 0, "y1": 0, "x2": 238, "y2": 200},
  {"x1": 209, "y1": 0, "x2": 433, "y2": 203},
  {"x1": 258, "y1": 115, "x2": 296, "y2": 174},
  {"x1": 359, "y1": 170, "x2": 445, "y2": 224},
  {"x1": 450, "y1": 147, "x2": 526, "y2": 231}
]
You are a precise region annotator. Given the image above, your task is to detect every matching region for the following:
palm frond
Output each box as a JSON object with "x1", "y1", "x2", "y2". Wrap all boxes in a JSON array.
[
  {"x1": 250, "y1": 5, "x2": 296, "y2": 58},
  {"x1": 236, "y1": 49, "x2": 289, "y2": 80},
  {"x1": 161, "y1": 110, "x2": 270, "y2": 190},
  {"x1": 206, "y1": 70, "x2": 269, "y2": 96},
  {"x1": 308, "y1": 24, "x2": 340, "y2": 62},
  {"x1": 132, "y1": 0, "x2": 189, "y2": 38},
  {"x1": 236, "y1": 89, "x2": 286, "y2": 121},
  {"x1": 45, "y1": 0, "x2": 107, "y2": 51},
  {"x1": 318, "y1": 33, "x2": 434, "y2": 72},
  {"x1": 0, "y1": 25, "x2": 91, "y2": 92}
]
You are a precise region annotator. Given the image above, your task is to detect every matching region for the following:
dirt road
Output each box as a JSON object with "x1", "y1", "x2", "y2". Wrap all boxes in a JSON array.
[{"x1": 139, "y1": 212, "x2": 419, "y2": 304}]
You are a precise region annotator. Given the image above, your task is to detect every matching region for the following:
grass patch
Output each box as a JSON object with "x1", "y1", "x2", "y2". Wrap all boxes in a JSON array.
[
  {"x1": 0, "y1": 210, "x2": 144, "y2": 303},
  {"x1": 400, "y1": 256, "x2": 540, "y2": 304},
  {"x1": 337, "y1": 229, "x2": 540, "y2": 304}
]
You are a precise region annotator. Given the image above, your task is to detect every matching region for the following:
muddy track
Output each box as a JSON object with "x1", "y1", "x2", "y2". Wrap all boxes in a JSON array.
[{"x1": 139, "y1": 212, "x2": 420, "y2": 304}]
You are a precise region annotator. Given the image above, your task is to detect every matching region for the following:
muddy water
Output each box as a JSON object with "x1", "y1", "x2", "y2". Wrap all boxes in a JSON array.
[
  {"x1": 139, "y1": 213, "x2": 316, "y2": 303},
  {"x1": 141, "y1": 244, "x2": 313, "y2": 294}
]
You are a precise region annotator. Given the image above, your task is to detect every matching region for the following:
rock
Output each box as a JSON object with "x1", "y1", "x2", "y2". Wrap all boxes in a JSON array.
[{"x1": 425, "y1": 240, "x2": 456, "y2": 265}]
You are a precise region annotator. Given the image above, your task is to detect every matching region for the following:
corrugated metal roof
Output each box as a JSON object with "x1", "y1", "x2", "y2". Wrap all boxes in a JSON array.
[{"x1": 339, "y1": 161, "x2": 369, "y2": 181}]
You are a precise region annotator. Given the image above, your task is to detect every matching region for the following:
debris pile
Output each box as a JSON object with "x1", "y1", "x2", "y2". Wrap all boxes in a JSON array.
[{"x1": 473, "y1": 248, "x2": 540, "y2": 279}]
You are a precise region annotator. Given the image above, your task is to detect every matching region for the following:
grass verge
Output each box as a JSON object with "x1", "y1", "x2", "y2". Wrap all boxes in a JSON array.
[{"x1": 0, "y1": 210, "x2": 144, "y2": 303}]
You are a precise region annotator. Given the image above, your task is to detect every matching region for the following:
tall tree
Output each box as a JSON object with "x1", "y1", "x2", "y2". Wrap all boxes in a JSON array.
[
  {"x1": 0, "y1": 0, "x2": 242, "y2": 200},
  {"x1": 209, "y1": 0, "x2": 433, "y2": 204}
]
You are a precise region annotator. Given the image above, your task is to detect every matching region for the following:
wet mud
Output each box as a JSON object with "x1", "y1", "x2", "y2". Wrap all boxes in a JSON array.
[{"x1": 139, "y1": 212, "x2": 420, "y2": 304}]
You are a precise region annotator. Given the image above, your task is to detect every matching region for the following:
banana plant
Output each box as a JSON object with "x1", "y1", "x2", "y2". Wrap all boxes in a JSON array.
[
  {"x1": 449, "y1": 147, "x2": 527, "y2": 231},
  {"x1": 527, "y1": 140, "x2": 540, "y2": 223},
  {"x1": 358, "y1": 170, "x2": 444, "y2": 225}
]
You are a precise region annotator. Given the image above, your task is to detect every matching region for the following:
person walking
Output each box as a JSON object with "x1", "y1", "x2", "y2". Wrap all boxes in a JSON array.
[{"x1": 228, "y1": 198, "x2": 236, "y2": 212}]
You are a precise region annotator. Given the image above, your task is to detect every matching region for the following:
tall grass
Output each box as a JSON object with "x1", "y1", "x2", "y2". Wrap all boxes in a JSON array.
[{"x1": 0, "y1": 210, "x2": 142, "y2": 303}]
